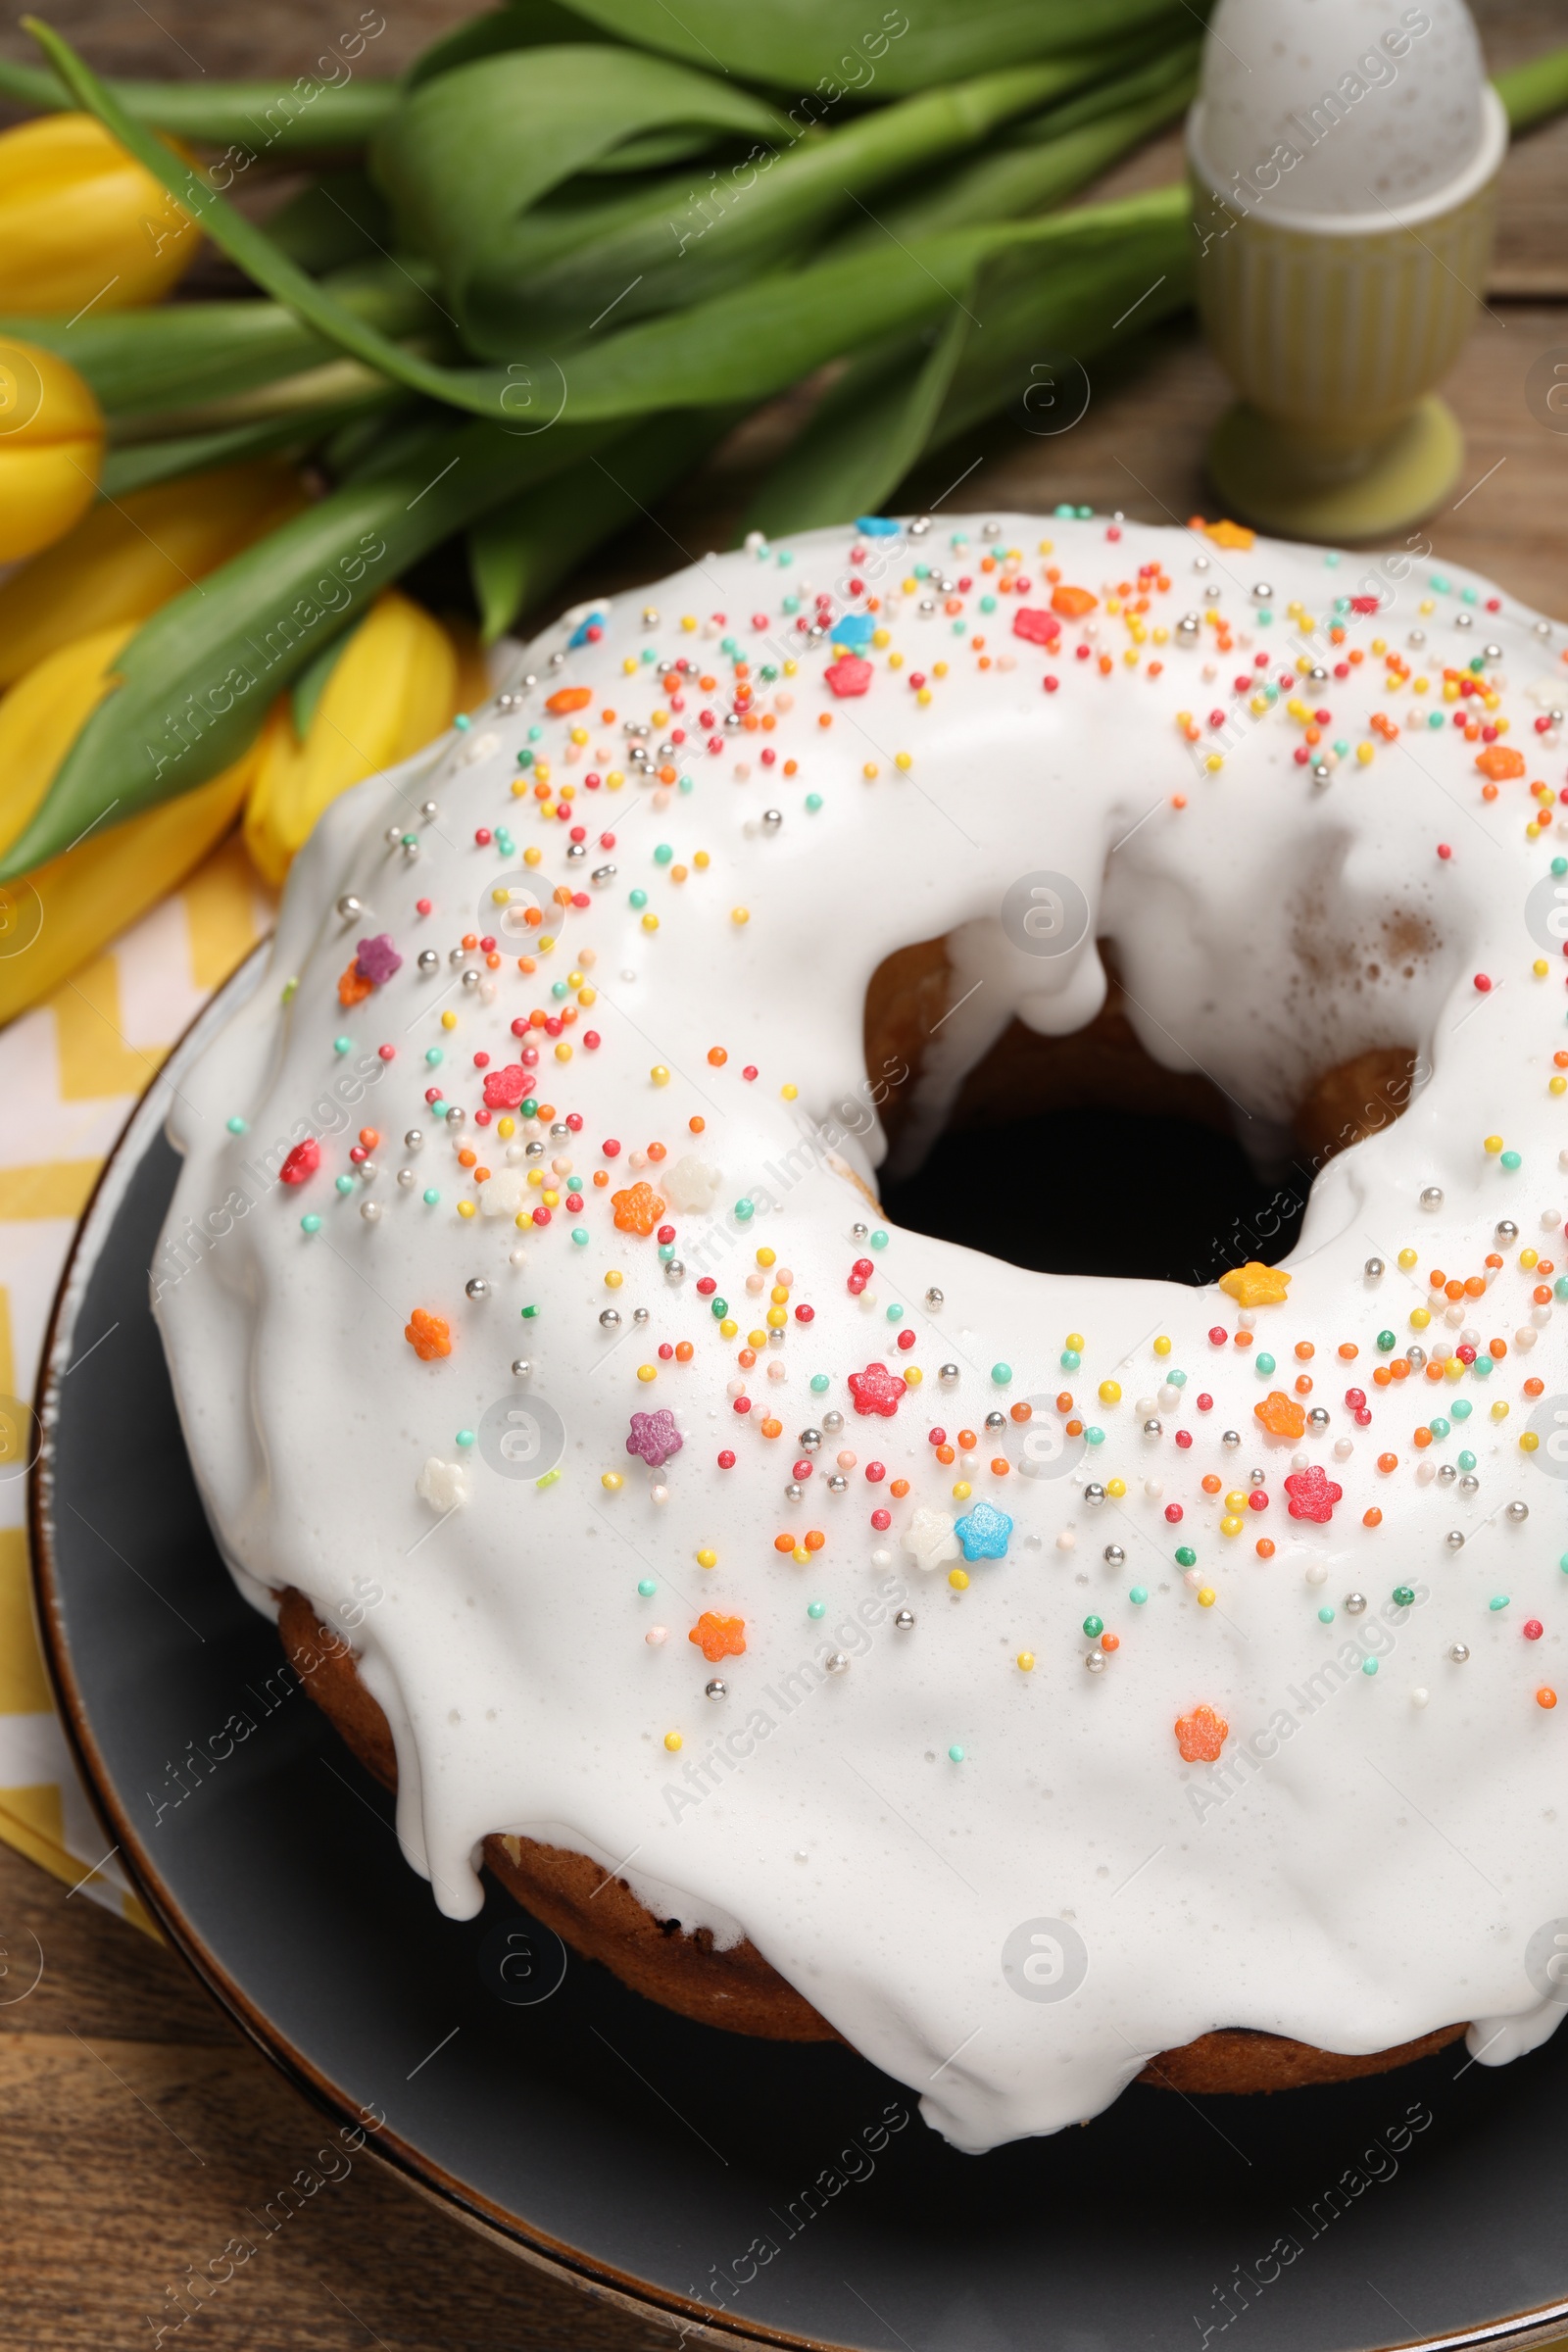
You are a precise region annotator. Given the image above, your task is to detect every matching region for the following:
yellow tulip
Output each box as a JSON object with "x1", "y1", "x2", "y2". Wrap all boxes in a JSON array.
[
  {"x1": 0, "y1": 113, "x2": 198, "y2": 315},
  {"x1": 244, "y1": 591, "x2": 460, "y2": 886},
  {"x1": 0, "y1": 754, "x2": 255, "y2": 1030},
  {"x1": 0, "y1": 615, "x2": 257, "y2": 1025},
  {"x1": 0, "y1": 623, "x2": 133, "y2": 858},
  {"x1": 0, "y1": 459, "x2": 307, "y2": 690},
  {"x1": 0, "y1": 335, "x2": 105, "y2": 561}
]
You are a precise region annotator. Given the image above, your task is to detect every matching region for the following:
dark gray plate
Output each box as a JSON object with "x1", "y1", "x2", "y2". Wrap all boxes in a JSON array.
[{"x1": 28, "y1": 956, "x2": 1568, "y2": 2352}]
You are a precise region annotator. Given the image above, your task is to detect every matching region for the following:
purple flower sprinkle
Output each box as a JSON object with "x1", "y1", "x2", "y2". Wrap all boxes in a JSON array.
[
  {"x1": 355, "y1": 933, "x2": 403, "y2": 986},
  {"x1": 627, "y1": 1408, "x2": 682, "y2": 1468}
]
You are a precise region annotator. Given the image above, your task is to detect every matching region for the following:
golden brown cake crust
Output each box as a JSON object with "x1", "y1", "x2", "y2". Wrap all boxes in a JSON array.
[{"x1": 275, "y1": 1591, "x2": 1464, "y2": 2093}]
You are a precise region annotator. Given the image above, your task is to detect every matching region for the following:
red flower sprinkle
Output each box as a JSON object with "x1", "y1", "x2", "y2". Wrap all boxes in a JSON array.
[
  {"x1": 1283, "y1": 1464, "x2": 1343, "y2": 1523},
  {"x1": 278, "y1": 1139, "x2": 319, "y2": 1186},
  {"x1": 848, "y1": 1362, "x2": 905, "y2": 1418}
]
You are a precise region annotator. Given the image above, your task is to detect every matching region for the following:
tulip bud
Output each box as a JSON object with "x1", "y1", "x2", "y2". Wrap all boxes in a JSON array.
[
  {"x1": 0, "y1": 616, "x2": 262, "y2": 1024},
  {"x1": 243, "y1": 590, "x2": 461, "y2": 884},
  {"x1": 0, "y1": 336, "x2": 105, "y2": 561},
  {"x1": 0, "y1": 112, "x2": 198, "y2": 315},
  {"x1": 0, "y1": 459, "x2": 306, "y2": 690}
]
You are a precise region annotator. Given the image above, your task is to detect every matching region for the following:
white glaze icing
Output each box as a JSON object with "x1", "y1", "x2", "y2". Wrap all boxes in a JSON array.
[{"x1": 154, "y1": 514, "x2": 1568, "y2": 2152}]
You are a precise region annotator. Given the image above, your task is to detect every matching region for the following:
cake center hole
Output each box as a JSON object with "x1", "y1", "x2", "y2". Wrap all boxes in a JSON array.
[{"x1": 864, "y1": 939, "x2": 1420, "y2": 1289}]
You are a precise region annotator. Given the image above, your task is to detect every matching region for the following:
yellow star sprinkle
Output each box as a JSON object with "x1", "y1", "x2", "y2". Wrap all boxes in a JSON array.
[{"x1": 1217, "y1": 1261, "x2": 1291, "y2": 1307}]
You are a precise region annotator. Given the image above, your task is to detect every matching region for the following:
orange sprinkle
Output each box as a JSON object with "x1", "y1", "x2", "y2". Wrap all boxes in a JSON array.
[
  {"x1": 1174, "y1": 1703, "x2": 1229, "y2": 1763},
  {"x1": 404, "y1": 1308, "x2": 451, "y2": 1362},
  {"x1": 611, "y1": 1181, "x2": 664, "y2": 1236},
  {"x1": 1539, "y1": 1689, "x2": 1558, "y2": 1710},
  {"x1": 546, "y1": 685, "x2": 592, "y2": 715},
  {"x1": 689, "y1": 1612, "x2": 746, "y2": 1662},
  {"x1": 773, "y1": 1534, "x2": 796, "y2": 1554},
  {"x1": 1052, "y1": 584, "x2": 1098, "y2": 617},
  {"x1": 1255, "y1": 1539, "x2": 1275, "y2": 1559},
  {"x1": 804, "y1": 1529, "x2": 825, "y2": 1550},
  {"x1": 1362, "y1": 1507, "x2": 1383, "y2": 1528},
  {"x1": 1201, "y1": 1473, "x2": 1223, "y2": 1494},
  {"x1": 1254, "y1": 1390, "x2": 1306, "y2": 1440},
  {"x1": 1476, "y1": 745, "x2": 1525, "y2": 781}
]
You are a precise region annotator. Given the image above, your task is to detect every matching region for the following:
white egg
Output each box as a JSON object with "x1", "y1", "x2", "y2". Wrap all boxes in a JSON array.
[{"x1": 1191, "y1": 0, "x2": 1490, "y2": 220}]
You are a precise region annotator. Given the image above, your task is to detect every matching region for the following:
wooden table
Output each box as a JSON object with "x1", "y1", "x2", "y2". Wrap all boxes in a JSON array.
[{"x1": 2, "y1": 3, "x2": 1565, "y2": 2343}]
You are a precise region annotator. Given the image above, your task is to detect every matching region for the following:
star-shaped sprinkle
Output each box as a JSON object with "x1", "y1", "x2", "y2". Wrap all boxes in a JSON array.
[
  {"x1": 689, "y1": 1613, "x2": 746, "y2": 1663},
  {"x1": 954, "y1": 1499, "x2": 1012, "y2": 1562},
  {"x1": 1253, "y1": 1390, "x2": 1305, "y2": 1440},
  {"x1": 405, "y1": 1308, "x2": 451, "y2": 1361},
  {"x1": 627, "y1": 1408, "x2": 682, "y2": 1468},
  {"x1": 612, "y1": 1180, "x2": 665, "y2": 1236},
  {"x1": 904, "y1": 1506, "x2": 959, "y2": 1573},
  {"x1": 482, "y1": 1062, "x2": 529, "y2": 1109},
  {"x1": 355, "y1": 933, "x2": 402, "y2": 985},
  {"x1": 1218, "y1": 1260, "x2": 1291, "y2": 1307},
  {"x1": 1174, "y1": 1702, "x2": 1229, "y2": 1763},
  {"x1": 1011, "y1": 606, "x2": 1060, "y2": 646},
  {"x1": 1284, "y1": 1464, "x2": 1342, "y2": 1523},
  {"x1": 416, "y1": 1457, "x2": 469, "y2": 1513},
  {"x1": 847, "y1": 1362, "x2": 905, "y2": 1418},
  {"x1": 824, "y1": 654, "x2": 872, "y2": 697}
]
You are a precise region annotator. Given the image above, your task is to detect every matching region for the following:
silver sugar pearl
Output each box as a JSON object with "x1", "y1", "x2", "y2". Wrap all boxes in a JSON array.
[
  {"x1": 1085, "y1": 1649, "x2": 1106, "y2": 1674},
  {"x1": 1438, "y1": 1461, "x2": 1457, "y2": 1485},
  {"x1": 397, "y1": 1167, "x2": 416, "y2": 1188},
  {"x1": 1420, "y1": 1186, "x2": 1445, "y2": 1210},
  {"x1": 908, "y1": 515, "x2": 931, "y2": 536},
  {"x1": 1484, "y1": 645, "x2": 1502, "y2": 663},
  {"x1": 894, "y1": 1608, "x2": 915, "y2": 1630},
  {"x1": 1310, "y1": 760, "x2": 1333, "y2": 788},
  {"x1": 1250, "y1": 1467, "x2": 1266, "y2": 1486},
  {"x1": 466, "y1": 1278, "x2": 489, "y2": 1300},
  {"x1": 799, "y1": 1428, "x2": 823, "y2": 1451},
  {"x1": 511, "y1": 1359, "x2": 532, "y2": 1378},
  {"x1": 445, "y1": 1107, "x2": 466, "y2": 1132},
  {"x1": 418, "y1": 800, "x2": 439, "y2": 823},
  {"x1": 524, "y1": 1139, "x2": 546, "y2": 1158},
  {"x1": 1448, "y1": 1642, "x2": 1470, "y2": 1663},
  {"x1": 1459, "y1": 1472, "x2": 1480, "y2": 1496},
  {"x1": 1221, "y1": 1428, "x2": 1242, "y2": 1448},
  {"x1": 1364, "y1": 1255, "x2": 1385, "y2": 1279},
  {"x1": 383, "y1": 823, "x2": 404, "y2": 846},
  {"x1": 632, "y1": 1306, "x2": 650, "y2": 1325},
  {"x1": 449, "y1": 947, "x2": 467, "y2": 966},
  {"x1": 402, "y1": 838, "x2": 419, "y2": 860},
  {"x1": 822, "y1": 1410, "x2": 844, "y2": 1434},
  {"x1": 404, "y1": 1129, "x2": 423, "y2": 1151},
  {"x1": 600, "y1": 1308, "x2": 621, "y2": 1328},
  {"x1": 1506, "y1": 1500, "x2": 1530, "y2": 1523},
  {"x1": 357, "y1": 1160, "x2": 378, "y2": 1185},
  {"x1": 784, "y1": 1482, "x2": 804, "y2": 1503},
  {"x1": 1495, "y1": 1219, "x2": 1518, "y2": 1243},
  {"x1": 762, "y1": 808, "x2": 783, "y2": 829},
  {"x1": 1103, "y1": 1544, "x2": 1126, "y2": 1567},
  {"x1": 981, "y1": 519, "x2": 1001, "y2": 539},
  {"x1": 1445, "y1": 1529, "x2": 1465, "y2": 1550},
  {"x1": 461, "y1": 966, "x2": 481, "y2": 990},
  {"x1": 565, "y1": 841, "x2": 586, "y2": 861},
  {"x1": 1454, "y1": 610, "x2": 1473, "y2": 628},
  {"x1": 827, "y1": 1474, "x2": 849, "y2": 1494},
  {"x1": 1142, "y1": 1416, "x2": 1162, "y2": 1439},
  {"x1": 360, "y1": 1200, "x2": 381, "y2": 1222},
  {"x1": 706, "y1": 1679, "x2": 727, "y2": 1701},
  {"x1": 939, "y1": 1362, "x2": 960, "y2": 1385},
  {"x1": 825, "y1": 1652, "x2": 850, "y2": 1675},
  {"x1": 1344, "y1": 1592, "x2": 1367, "y2": 1615},
  {"x1": 549, "y1": 649, "x2": 565, "y2": 666},
  {"x1": 642, "y1": 606, "x2": 660, "y2": 628},
  {"x1": 985, "y1": 1411, "x2": 1005, "y2": 1432},
  {"x1": 851, "y1": 1223, "x2": 869, "y2": 1240},
  {"x1": 1535, "y1": 618, "x2": 1554, "y2": 638},
  {"x1": 1193, "y1": 555, "x2": 1210, "y2": 571},
  {"x1": 1307, "y1": 1407, "x2": 1330, "y2": 1430},
  {"x1": 1307, "y1": 664, "x2": 1329, "y2": 683},
  {"x1": 1203, "y1": 584, "x2": 1223, "y2": 603},
  {"x1": 1251, "y1": 581, "x2": 1273, "y2": 602},
  {"x1": 335, "y1": 893, "x2": 364, "y2": 920},
  {"x1": 1084, "y1": 1482, "x2": 1107, "y2": 1507},
  {"x1": 1407, "y1": 1345, "x2": 1427, "y2": 1369},
  {"x1": 417, "y1": 949, "x2": 439, "y2": 974},
  {"x1": 663, "y1": 1259, "x2": 685, "y2": 1281},
  {"x1": 1407, "y1": 629, "x2": 1426, "y2": 648},
  {"x1": 925, "y1": 1288, "x2": 945, "y2": 1309},
  {"x1": 592, "y1": 863, "x2": 617, "y2": 883}
]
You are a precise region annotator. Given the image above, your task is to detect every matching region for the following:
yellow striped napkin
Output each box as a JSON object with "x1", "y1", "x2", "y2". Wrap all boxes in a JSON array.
[{"x1": 0, "y1": 834, "x2": 273, "y2": 1934}]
